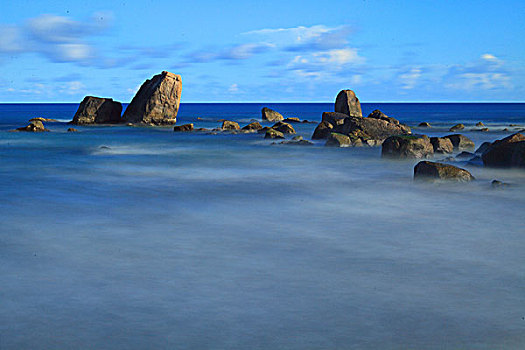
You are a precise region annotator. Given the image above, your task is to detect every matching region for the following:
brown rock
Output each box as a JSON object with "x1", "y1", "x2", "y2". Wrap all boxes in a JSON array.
[
  {"x1": 321, "y1": 112, "x2": 348, "y2": 126},
  {"x1": 339, "y1": 115, "x2": 411, "y2": 142},
  {"x1": 382, "y1": 135, "x2": 434, "y2": 159},
  {"x1": 312, "y1": 121, "x2": 334, "y2": 139},
  {"x1": 264, "y1": 128, "x2": 284, "y2": 139},
  {"x1": 271, "y1": 121, "x2": 295, "y2": 134},
  {"x1": 325, "y1": 133, "x2": 352, "y2": 147},
  {"x1": 449, "y1": 123, "x2": 465, "y2": 132},
  {"x1": 414, "y1": 161, "x2": 475, "y2": 182},
  {"x1": 443, "y1": 134, "x2": 475, "y2": 150},
  {"x1": 418, "y1": 122, "x2": 431, "y2": 127},
  {"x1": 173, "y1": 123, "x2": 194, "y2": 132},
  {"x1": 261, "y1": 107, "x2": 284, "y2": 122},
  {"x1": 71, "y1": 96, "x2": 122, "y2": 125},
  {"x1": 30, "y1": 117, "x2": 58, "y2": 122},
  {"x1": 283, "y1": 117, "x2": 301, "y2": 123},
  {"x1": 242, "y1": 122, "x2": 262, "y2": 131},
  {"x1": 122, "y1": 71, "x2": 182, "y2": 125},
  {"x1": 67, "y1": 128, "x2": 78, "y2": 132},
  {"x1": 367, "y1": 109, "x2": 400, "y2": 125},
  {"x1": 334, "y1": 90, "x2": 362, "y2": 117},
  {"x1": 221, "y1": 120, "x2": 240, "y2": 130},
  {"x1": 476, "y1": 122, "x2": 485, "y2": 127},
  {"x1": 15, "y1": 120, "x2": 49, "y2": 132},
  {"x1": 482, "y1": 133, "x2": 525, "y2": 168},
  {"x1": 430, "y1": 137, "x2": 454, "y2": 154}
]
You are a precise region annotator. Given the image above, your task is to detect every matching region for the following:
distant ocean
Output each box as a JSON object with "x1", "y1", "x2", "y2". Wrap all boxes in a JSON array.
[{"x1": 1, "y1": 102, "x2": 524, "y2": 349}]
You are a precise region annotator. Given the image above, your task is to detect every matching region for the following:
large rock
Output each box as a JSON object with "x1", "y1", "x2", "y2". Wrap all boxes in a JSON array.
[
  {"x1": 325, "y1": 133, "x2": 353, "y2": 147},
  {"x1": 414, "y1": 161, "x2": 475, "y2": 182},
  {"x1": 312, "y1": 121, "x2": 334, "y2": 139},
  {"x1": 382, "y1": 135, "x2": 434, "y2": 159},
  {"x1": 71, "y1": 96, "x2": 122, "y2": 125},
  {"x1": 15, "y1": 120, "x2": 49, "y2": 132},
  {"x1": 475, "y1": 141, "x2": 492, "y2": 155},
  {"x1": 482, "y1": 133, "x2": 525, "y2": 168},
  {"x1": 271, "y1": 121, "x2": 295, "y2": 134},
  {"x1": 367, "y1": 109, "x2": 399, "y2": 125},
  {"x1": 123, "y1": 71, "x2": 182, "y2": 125},
  {"x1": 261, "y1": 107, "x2": 284, "y2": 122},
  {"x1": 339, "y1": 115, "x2": 411, "y2": 142},
  {"x1": 430, "y1": 137, "x2": 454, "y2": 154},
  {"x1": 265, "y1": 128, "x2": 284, "y2": 139},
  {"x1": 335, "y1": 90, "x2": 362, "y2": 117},
  {"x1": 443, "y1": 134, "x2": 475, "y2": 150},
  {"x1": 221, "y1": 120, "x2": 240, "y2": 130},
  {"x1": 322, "y1": 112, "x2": 348, "y2": 126}
]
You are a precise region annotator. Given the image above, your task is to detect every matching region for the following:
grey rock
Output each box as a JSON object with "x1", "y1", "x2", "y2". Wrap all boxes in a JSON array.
[
  {"x1": 261, "y1": 107, "x2": 284, "y2": 122},
  {"x1": 71, "y1": 96, "x2": 122, "y2": 125},
  {"x1": 414, "y1": 161, "x2": 475, "y2": 182},
  {"x1": 382, "y1": 135, "x2": 434, "y2": 159},
  {"x1": 430, "y1": 137, "x2": 454, "y2": 154},
  {"x1": 334, "y1": 90, "x2": 362, "y2": 117}
]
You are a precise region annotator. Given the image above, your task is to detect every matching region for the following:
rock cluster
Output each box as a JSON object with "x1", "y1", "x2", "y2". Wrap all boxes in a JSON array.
[
  {"x1": 71, "y1": 96, "x2": 122, "y2": 125},
  {"x1": 14, "y1": 120, "x2": 49, "y2": 132}
]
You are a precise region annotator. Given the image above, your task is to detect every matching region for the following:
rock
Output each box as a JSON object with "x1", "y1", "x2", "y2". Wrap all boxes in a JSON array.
[
  {"x1": 482, "y1": 133, "x2": 525, "y2": 168},
  {"x1": 339, "y1": 115, "x2": 411, "y2": 142},
  {"x1": 456, "y1": 151, "x2": 475, "y2": 159},
  {"x1": 475, "y1": 142, "x2": 492, "y2": 155},
  {"x1": 173, "y1": 123, "x2": 194, "y2": 132},
  {"x1": 264, "y1": 128, "x2": 284, "y2": 139},
  {"x1": 325, "y1": 133, "x2": 352, "y2": 147},
  {"x1": 367, "y1": 109, "x2": 400, "y2": 125},
  {"x1": 479, "y1": 127, "x2": 489, "y2": 132},
  {"x1": 257, "y1": 126, "x2": 273, "y2": 134},
  {"x1": 449, "y1": 123, "x2": 465, "y2": 132},
  {"x1": 322, "y1": 112, "x2": 348, "y2": 126},
  {"x1": 30, "y1": 117, "x2": 58, "y2": 122},
  {"x1": 242, "y1": 122, "x2": 263, "y2": 131},
  {"x1": 491, "y1": 180, "x2": 510, "y2": 189},
  {"x1": 279, "y1": 139, "x2": 314, "y2": 146},
  {"x1": 195, "y1": 128, "x2": 209, "y2": 132},
  {"x1": 443, "y1": 134, "x2": 475, "y2": 150},
  {"x1": 122, "y1": 71, "x2": 182, "y2": 125},
  {"x1": 292, "y1": 135, "x2": 303, "y2": 141},
  {"x1": 261, "y1": 107, "x2": 284, "y2": 122},
  {"x1": 283, "y1": 117, "x2": 301, "y2": 123},
  {"x1": 430, "y1": 137, "x2": 454, "y2": 154},
  {"x1": 221, "y1": 120, "x2": 240, "y2": 130},
  {"x1": 312, "y1": 121, "x2": 334, "y2": 139},
  {"x1": 67, "y1": 128, "x2": 78, "y2": 132},
  {"x1": 15, "y1": 120, "x2": 49, "y2": 132},
  {"x1": 414, "y1": 161, "x2": 475, "y2": 182},
  {"x1": 466, "y1": 155, "x2": 483, "y2": 166},
  {"x1": 476, "y1": 122, "x2": 485, "y2": 127},
  {"x1": 335, "y1": 90, "x2": 362, "y2": 117},
  {"x1": 271, "y1": 121, "x2": 295, "y2": 134},
  {"x1": 382, "y1": 135, "x2": 434, "y2": 159},
  {"x1": 418, "y1": 122, "x2": 431, "y2": 127},
  {"x1": 71, "y1": 96, "x2": 122, "y2": 125}
]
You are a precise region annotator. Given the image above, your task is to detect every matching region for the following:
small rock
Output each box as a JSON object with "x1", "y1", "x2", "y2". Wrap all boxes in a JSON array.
[
  {"x1": 271, "y1": 121, "x2": 295, "y2": 134},
  {"x1": 418, "y1": 122, "x2": 431, "y2": 127},
  {"x1": 382, "y1": 135, "x2": 434, "y2": 159},
  {"x1": 325, "y1": 133, "x2": 352, "y2": 147},
  {"x1": 173, "y1": 123, "x2": 194, "y2": 132},
  {"x1": 195, "y1": 128, "x2": 209, "y2": 132},
  {"x1": 456, "y1": 151, "x2": 475, "y2": 159},
  {"x1": 292, "y1": 135, "x2": 303, "y2": 141},
  {"x1": 261, "y1": 107, "x2": 284, "y2": 122},
  {"x1": 283, "y1": 117, "x2": 301, "y2": 123},
  {"x1": 264, "y1": 128, "x2": 284, "y2": 139},
  {"x1": 476, "y1": 122, "x2": 485, "y2": 127},
  {"x1": 480, "y1": 127, "x2": 489, "y2": 132},
  {"x1": 30, "y1": 117, "x2": 58, "y2": 122},
  {"x1": 280, "y1": 139, "x2": 314, "y2": 146},
  {"x1": 414, "y1": 161, "x2": 475, "y2": 182},
  {"x1": 14, "y1": 120, "x2": 49, "y2": 132},
  {"x1": 242, "y1": 122, "x2": 262, "y2": 131},
  {"x1": 430, "y1": 137, "x2": 454, "y2": 154},
  {"x1": 449, "y1": 123, "x2": 465, "y2": 132},
  {"x1": 221, "y1": 120, "x2": 240, "y2": 130},
  {"x1": 443, "y1": 134, "x2": 475, "y2": 150},
  {"x1": 491, "y1": 180, "x2": 510, "y2": 189},
  {"x1": 67, "y1": 128, "x2": 78, "y2": 132}
]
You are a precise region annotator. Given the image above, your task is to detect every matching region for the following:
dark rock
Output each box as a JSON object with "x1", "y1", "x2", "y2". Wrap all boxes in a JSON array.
[
  {"x1": 491, "y1": 180, "x2": 510, "y2": 189},
  {"x1": 292, "y1": 135, "x2": 303, "y2": 141},
  {"x1": 475, "y1": 142, "x2": 492, "y2": 155},
  {"x1": 382, "y1": 135, "x2": 433, "y2": 159},
  {"x1": 173, "y1": 123, "x2": 194, "y2": 132},
  {"x1": 257, "y1": 126, "x2": 272, "y2": 134},
  {"x1": 335, "y1": 90, "x2": 362, "y2": 117},
  {"x1": 418, "y1": 122, "x2": 431, "y2": 127},
  {"x1": 261, "y1": 107, "x2": 284, "y2": 122},
  {"x1": 443, "y1": 134, "x2": 475, "y2": 150},
  {"x1": 339, "y1": 115, "x2": 411, "y2": 142},
  {"x1": 322, "y1": 112, "x2": 348, "y2": 127},
  {"x1": 15, "y1": 120, "x2": 49, "y2": 132},
  {"x1": 449, "y1": 123, "x2": 465, "y2": 132},
  {"x1": 122, "y1": 71, "x2": 181, "y2": 125},
  {"x1": 283, "y1": 117, "x2": 301, "y2": 123},
  {"x1": 312, "y1": 121, "x2": 334, "y2": 139},
  {"x1": 265, "y1": 128, "x2": 284, "y2": 139},
  {"x1": 221, "y1": 120, "x2": 240, "y2": 130},
  {"x1": 476, "y1": 122, "x2": 485, "y2": 127},
  {"x1": 414, "y1": 161, "x2": 475, "y2": 182},
  {"x1": 430, "y1": 137, "x2": 454, "y2": 154},
  {"x1": 71, "y1": 96, "x2": 122, "y2": 125},
  {"x1": 271, "y1": 121, "x2": 295, "y2": 134},
  {"x1": 367, "y1": 109, "x2": 400, "y2": 125},
  {"x1": 30, "y1": 117, "x2": 58, "y2": 122},
  {"x1": 67, "y1": 128, "x2": 78, "y2": 132},
  {"x1": 482, "y1": 133, "x2": 525, "y2": 168},
  {"x1": 280, "y1": 138, "x2": 314, "y2": 146},
  {"x1": 195, "y1": 127, "x2": 209, "y2": 132},
  {"x1": 456, "y1": 151, "x2": 475, "y2": 159},
  {"x1": 325, "y1": 133, "x2": 353, "y2": 147},
  {"x1": 466, "y1": 155, "x2": 483, "y2": 166},
  {"x1": 242, "y1": 121, "x2": 263, "y2": 131}
]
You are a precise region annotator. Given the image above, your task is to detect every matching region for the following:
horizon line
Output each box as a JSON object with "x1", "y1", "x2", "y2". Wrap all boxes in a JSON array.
[{"x1": 1, "y1": 100, "x2": 525, "y2": 104}]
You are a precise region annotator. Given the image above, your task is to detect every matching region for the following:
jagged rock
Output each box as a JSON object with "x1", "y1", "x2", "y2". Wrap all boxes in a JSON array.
[
  {"x1": 122, "y1": 71, "x2": 181, "y2": 125},
  {"x1": 283, "y1": 117, "x2": 301, "y2": 123},
  {"x1": 14, "y1": 120, "x2": 49, "y2": 132},
  {"x1": 312, "y1": 121, "x2": 333, "y2": 139},
  {"x1": 67, "y1": 128, "x2": 78, "y2": 132},
  {"x1": 339, "y1": 115, "x2": 411, "y2": 142},
  {"x1": 335, "y1": 90, "x2": 362, "y2": 117},
  {"x1": 271, "y1": 121, "x2": 295, "y2": 134},
  {"x1": 242, "y1": 122, "x2": 262, "y2": 131},
  {"x1": 476, "y1": 122, "x2": 485, "y2": 127},
  {"x1": 418, "y1": 122, "x2": 431, "y2": 127},
  {"x1": 322, "y1": 112, "x2": 348, "y2": 126},
  {"x1": 430, "y1": 137, "x2": 454, "y2": 154},
  {"x1": 456, "y1": 151, "x2": 475, "y2": 159},
  {"x1": 265, "y1": 128, "x2": 284, "y2": 139},
  {"x1": 30, "y1": 117, "x2": 58, "y2": 122},
  {"x1": 221, "y1": 120, "x2": 240, "y2": 130},
  {"x1": 261, "y1": 107, "x2": 284, "y2": 122},
  {"x1": 325, "y1": 133, "x2": 352, "y2": 147},
  {"x1": 475, "y1": 142, "x2": 492, "y2": 155},
  {"x1": 443, "y1": 134, "x2": 475, "y2": 150},
  {"x1": 482, "y1": 133, "x2": 525, "y2": 168},
  {"x1": 367, "y1": 110, "x2": 400, "y2": 125},
  {"x1": 382, "y1": 135, "x2": 433, "y2": 159},
  {"x1": 414, "y1": 161, "x2": 475, "y2": 182},
  {"x1": 449, "y1": 123, "x2": 465, "y2": 132},
  {"x1": 71, "y1": 96, "x2": 122, "y2": 125},
  {"x1": 173, "y1": 123, "x2": 194, "y2": 132}
]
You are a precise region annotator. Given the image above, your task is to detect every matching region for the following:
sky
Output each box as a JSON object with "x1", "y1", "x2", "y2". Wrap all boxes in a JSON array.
[{"x1": 0, "y1": 0, "x2": 524, "y2": 103}]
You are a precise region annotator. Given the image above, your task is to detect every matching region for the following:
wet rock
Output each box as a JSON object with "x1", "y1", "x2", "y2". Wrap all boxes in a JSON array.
[
  {"x1": 476, "y1": 122, "x2": 485, "y2": 127},
  {"x1": 279, "y1": 138, "x2": 314, "y2": 146},
  {"x1": 482, "y1": 133, "x2": 525, "y2": 168},
  {"x1": 173, "y1": 123, "x2": 194, "y2": 132},
  {"x1": 71, "y1": 96, "x2": 122, "y2": 125},
  {"x1": 264, "y1": 128, "x2": 284, "y2": 139},
  {"x1": 339, "y1": 116, "x2": 411, "y2": 142},
  {"x1": 443, "y1": 134, "x2": 475, "y2": 150},
  {"x1": 195, "y1": 127, "x2": 209, "y2": 132},
  {"x1": 475, "y1": 142, "x2": 492, "y2": 155},
  {"x1": 325, "y1": 133, "x2": 352, "y2": 147},
  {"x1": 30, "y1": 117, "x2": 58, "y2": 122},
  {"x1": 283, "y1": 117, "x2": 301, "y2": 123},
  {"x1": 261, "y1": 107, "x2": 284, "y2": 122},
  {"x1": 479, "y1": 127, "x2": 489, "y2": 132},
  {"x1": 334, "y1": 90, "x2": 362, "y2": 117},
  {"x1": 418, "y1": 122, "x2": 431, "y2": 127},
  {"x1": 449, "y1": 123, "x2": 465, "y2": 132},
  {"x1": 271, "y1": 121, "x2": 295, "y2": 134},
  {"x1": 367, "y1": 109, "x2": 400, "y2": 125},
  {"x1": 67, "y1": 128, "x2": 78, "y2": 132},
  {"x1": 491, "y1": 180, "x2": 510, "y2": 189},
  {"x1": 382, "y1": 135, "x2": 433, "y2": 159},
  {"x1": 430, "y1": 137, "x2": 454, "y2": 154},
  {"x1": 414, "y1": 161, "x2": 475, "y2": 182},
  {"x1": 312, "y1": 121, "x2": 334, "y2": 139},
  {"x1": 321, "y1": 112, "x2": 348, "y2": 127},
  {"x1": 242, "y1": 121, "x2": 263, "y2": 131},
  {"x1": 122, "y1": 71, "x2": 181, "y2": 125},
  {"x1": 14, "y1": 120, "x2": 49, "y2": 132},
  {"x1": 221, "y1": 120, "x2": 240, "y2": 130},
  {"x1": 257, "y1": 126, "x2": 273, "y2": 134},
  {"x1": 456, "y1": 151, "x2": 475, "y2": 159}
]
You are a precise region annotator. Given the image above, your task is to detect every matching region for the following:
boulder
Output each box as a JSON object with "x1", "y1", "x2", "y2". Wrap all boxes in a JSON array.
[
  {"x1": 414, "y1": 161, "x2": 475, "y2": 182},
  {"x1": 221, "y1": 120, "x2": 240, "y2": 130},
  {"x1": 430, "y1": 137, "x2": 454, "y2": 154},
  {"x1": 312, "y1": 121, "x2": 333, "y2": 139},
  {"x1": 443, "y1": 134, "x2": 475, "y2": 150},
  {"x1": 30, "y1": 117, "x2": 58, "y2": 122},
  {"x1": 264, "y1": 128, "x2": 284, "y2": 139},
  {"x1": 174, "y1": 123, "x2": 194, "y2": 132},
  {"x1": 456, "y1": 151, "x2": 475, "y2": 159},
  {"x1": 475, "y1": 142, "x2": 492, "y2": 155},
  {"x1": 382, "y1": 135, "x2": 434, "y2": 159},
  {"x1": 482, "y1": 133, "x2": 525, "y2": 168},
  {"x1": 271, "y1": 121, "x2": 295, "y2": 134},
  {"x1": 283, "y1": 117, "x2": 301, "y2": 123},
  {"x1": 122, "y1": 71, "x2": 182, "y2": 125},
  {"x1": 325, "y1": 133, "x2": 352, "y2": 147},
  {"x1": 67, "y1": 128, "x2": 78, "y2": 132},
  {"x1": 261, "y1": 107, "x2": 284, "y2": 122},
  {"x1": 257, "y1": 126, "x2": 272, "y2": 134},
  {"x1": 449, "y1": 123, "x2": 465, "y2": 132},
  {"x1": 335, "y1": 90, "x2": 362, "y2": 117},
  {"x1": 367, "y1": 109, "x2": 400, "y2": 125},
  {"x1": 322, "y1": 112, "x2": 348, "y2": 126},
  {"x1": 418, "y1": 122, "x2": 431, "y2": 127},
  {"x1": 242, "y1": 121, "x2": 262, "y2": 131},
  {"x1": 339, "y1": 115, "x2": 411, "y2": 142},
  {"x1": 476, "y1": 122, "x2": 485, "y2": 127},
  {"x1": 15, "y1": 120, "x2": 49, "y2": 132},
  {"x1": 71, "y1": 96, "x2": 122, "y2": 125}
]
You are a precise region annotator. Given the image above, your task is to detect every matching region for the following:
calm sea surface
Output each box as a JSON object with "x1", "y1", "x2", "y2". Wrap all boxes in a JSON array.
[{"x1": 1, "y1": 103, "x2": 524, "y2": 349}]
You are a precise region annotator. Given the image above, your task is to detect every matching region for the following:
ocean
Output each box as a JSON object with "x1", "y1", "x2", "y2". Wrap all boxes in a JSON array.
[{"x1": 1, "y1": 103, "x2": 524, "y2": 349}]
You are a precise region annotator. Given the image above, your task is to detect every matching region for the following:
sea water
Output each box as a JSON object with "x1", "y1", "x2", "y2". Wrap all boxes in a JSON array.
[{"x1": 1, "y1": 103, "x2": 524, "y2": 349}]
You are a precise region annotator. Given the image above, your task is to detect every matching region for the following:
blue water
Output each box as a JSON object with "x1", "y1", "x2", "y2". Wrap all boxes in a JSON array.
[{"x1": 1, "y1": 103, "x2": 524, "y2": 349}]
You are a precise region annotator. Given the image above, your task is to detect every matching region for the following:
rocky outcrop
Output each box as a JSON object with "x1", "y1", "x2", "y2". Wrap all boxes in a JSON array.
[
  {"x1": 430, "y1": 137, "x2": 454, "y2": 154},
  {"x1": 271, "y1": 121, "x2": 295, "y2": 134},
  {"x1": 261, "y1": 107, "x2": 284, "y2": 122},
  {"x1": 122, "y1": 71, "x2": 182, "y2": 125},
  {"x1": 312, "y1": 121, "x2": 333, "y2": 139},
  {"x1": 482, "y1": 133, "x2": 525, "y2": 168},
  {"x1": 14, "y1": 120, "x2": 49, "y2": 132},
  {"x1": 475, "y1": 142, "x2": 492, "y2": 154},
  {"x1": 367, "y1": 110, "x2": 399, "y2": 125},
  {"x1": 418, "y1": 122, "x2": 431, "y2": 127},
  {"x1": 71, "y1": 96, "x2": 122, "y2": 125},
  {"x1": 173, "y1": 123, "x2": 194, "y2": 132},
  {"x1": 443, "y1": 134, "x2": 475, "y2": 150},
  {"x1": 265, "y1": 128, "x2": 284, "y2": 139},
  {"x1": 414, "y1": 161, "x2": 475, "y2": 182},
  {"x1": 382, "y1": 135, "x2": 434, "y2": 159},
  {"x1": 221, "y1": 121, "x2": 240, "y2": 130},
  {"x1": 449, "y1": 124, "x2": 465, "y2": 132},
  {"x1": 338, "y1": 115, "x2": 411, "y2": 142},
  {"x1": 325, "y1": 133, "x2": 353, "y2": 147},
  {"x1": 335, "y1": 90, "x2": 362, "y2": 117},
  {"x1": 242, "y1": 122, "x2": 262, "y2": 131},
  {"x1": 283, "y1": 117, "x2": 301, "y2": 123}
]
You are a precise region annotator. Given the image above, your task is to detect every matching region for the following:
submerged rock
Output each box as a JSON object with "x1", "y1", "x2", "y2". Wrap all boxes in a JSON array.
[
  {"x1": 283, "y1": 117, "x2": 301, "y2": 123},
  {"x1": 449, "y1": 123, "x2": 465, "y2": 132},
  {"x1": 430, "y1": 137, "x2": 454, "y2": 154},
  {"x1": 335, "y1": 90, "x2": 362, "y2": 117},
  {"x1": 382, "y1": 135, "x2": 433, "y2": 159},
  {"x1": 14, "y1": 120, "x2": 49, "y2": 132},
  {"x1": 242, "y1": 122, "x2": 263, "y2": 131},
  {"x1": 271, "y1": 121, "x2": 295, "y2": 134},
  {"x1": 414, "y1": 161, "x2": 475, "y2": 182},
  {"x1": 456, "y1": 151, "x2": 475, "y2": 159},
  {"x1": 264, "y1": 128, "x2": 284, "y2": 139},
  {"x1": 491, "y1": 180, "x2": 510, "y2": 189},
  {"x1": 71, "y1": 96, "x2": 122, "y2": 125},
  {"x1": 67, "y1": 128, "x2": 78, "y2": 132},
  {"x1": 443, "y1": 134, "x2": 475, "y2": 150},
  {"x1": 418, "y1": 122, "x2": 431, "y2": 127},
  {"x1": 482, "y1": 133, "x2": 525, "y2": 168},
  {"x1": 261, "y1": 107, "x2": 284, "y2": 122},
  {"x1": 123, "y1": 71, "x2": 182, "y2": 125},
  {"x1": 221, "y1": 120, "x2": 240, "y2": 130},
  {"x1": 279, "y1": 136, "x2": 314, "y2": 146},
  {"x1": 173, "y1": 123, "x2": 194, "y2": 132}
]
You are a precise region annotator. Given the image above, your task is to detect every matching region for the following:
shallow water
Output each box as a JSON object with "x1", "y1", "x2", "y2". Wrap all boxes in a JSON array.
[{"x1": 1, "y1": 103, "x2": 524, "y2": 349}]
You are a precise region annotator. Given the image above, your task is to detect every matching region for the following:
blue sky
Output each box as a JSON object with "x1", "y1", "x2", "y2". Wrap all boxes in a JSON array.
[{"x1": 0, "y1": 0, "x2": 524, "y2": 102}]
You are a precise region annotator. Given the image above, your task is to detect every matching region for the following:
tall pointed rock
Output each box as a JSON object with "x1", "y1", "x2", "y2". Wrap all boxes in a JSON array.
[{"x1": 335, "y1": 90, "x2": 362, "y2": 117}]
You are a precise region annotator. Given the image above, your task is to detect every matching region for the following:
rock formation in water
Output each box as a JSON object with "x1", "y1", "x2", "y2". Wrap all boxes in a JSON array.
[
  {"x1": 14, "y1": 120, "x2": 49, "y2": 132},
  {"x1": 382, "y1": 135, "x2": 434, "y2": 158},
  {"x1": 430, "y1": 137, "x2": 454, "y2": 154},
  {"x1": 173, "y1": 124, "x2": 194, "y2": 132},
  {"x1": 443, "y1": 134, "x2": 475, "y2": 150},
  {"x1": 271, "y1": 121, "x2": 295, "y2": 134},
  {"x1": 242, "y1": 122, "x2": 263, "y2": 131},
  {"x1": 414, "y1": 161, "x2": 475, "y2": 182},
  {"x1": 261, "y1": 107, "x2": 284, "y2": 122},
  {"x1": 335, "y1": 90, "x2": 362, "y2": 117},
  {"x1": 449, "y1": 123, "x2": 465, "y2": 132},
  {"x1": 482, "y1": 133, "x2": 525, "y2": 168},
  {"x1": 123, "y1": 71, "x2": 182, "y2": 125},
  {"x1": 71, "y1": 96, "x2": 122, "y2": 125},
  {"x1": 221, "y1": 121, "x2": 240, "y2": 130}
]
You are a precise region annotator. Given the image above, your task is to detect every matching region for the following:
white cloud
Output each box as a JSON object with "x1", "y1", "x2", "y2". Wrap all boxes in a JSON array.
[
  {"x1": 445, "y1": 54, "x2": 512, "y2": 91},
  {"x1": 399, "y1": 67, "x2": 422, "y2": 89},
  {"x1": 313, "y1": 48, "x2": 364, "y2": 65},
  {"x1": 228, "y1": 83, "x2": 239, "y2": 93}
]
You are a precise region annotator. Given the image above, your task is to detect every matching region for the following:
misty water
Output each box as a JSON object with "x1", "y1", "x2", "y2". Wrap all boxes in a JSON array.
[{"x1": 1, "y1": 103, "x2": 524, "y2": 349}]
